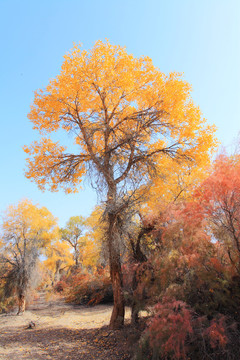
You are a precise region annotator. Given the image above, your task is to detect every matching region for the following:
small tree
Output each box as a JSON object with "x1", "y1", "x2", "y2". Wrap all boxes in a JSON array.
[
  {"x1": 196, "y1": 153, "x2": 240, "y2": 273},
  {"x1": 44, "y1": 239, "x2": 74, "y2": 284},
  {"x1": 24, "y1": 41, "x2": 216, "y2": 328},
  {"x1": 0, "y1": 199, "x2": 58, "y2": 314},
  {"x1": 60, "y1": 216, "x2": 86, "y2": 268}
]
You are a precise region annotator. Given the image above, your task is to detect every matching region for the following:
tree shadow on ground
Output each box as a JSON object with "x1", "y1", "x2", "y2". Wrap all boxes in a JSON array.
[{"x1": 0, "y1": 324, "x2": 137, "y2": 360}]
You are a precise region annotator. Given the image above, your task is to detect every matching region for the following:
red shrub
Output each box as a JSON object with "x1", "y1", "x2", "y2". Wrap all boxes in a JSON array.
[
  {"x1": 203, "y1": 316, "x2": 227, "y2": 349},
  {"x1": 147, "y1": 299, "x2": 193, "y2": 360}
]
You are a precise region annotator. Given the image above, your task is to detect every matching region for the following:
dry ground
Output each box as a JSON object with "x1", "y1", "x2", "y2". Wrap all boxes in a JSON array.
[{"x1": 0, "y1": 293, "x2": 142, "y2": 360}]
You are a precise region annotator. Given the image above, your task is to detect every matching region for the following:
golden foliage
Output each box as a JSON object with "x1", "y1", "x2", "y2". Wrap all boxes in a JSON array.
[
  {"x1": 24, "y1": 40, "x2": 217, "y2": 194},
  {"x1": 2, "y1": 199, "x2": 58, "y2": 248}
]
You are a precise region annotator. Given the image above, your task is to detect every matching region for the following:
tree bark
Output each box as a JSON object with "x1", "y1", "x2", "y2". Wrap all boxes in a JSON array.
[
  {"x1": 17, "y1": 294, "x2": 26, "y2": 315},
  {"x1": 107, "y1": 210, "x2": 125, "y2": 329},
  {"x1": 53, "y1": 259, "x2": 62, "y2": 284},
  {"x1": 109, "y1": 255, "x2": 125, "y2": 329},
  {"x1": 130, "y1": 225, "x2": 151, "y2": 324},
  {"x1": 75, "y1": 253, "x2": 79, "y2": 268},
  {"x1": 131, "y1": 299, "x2": 139, "y2": 325}
]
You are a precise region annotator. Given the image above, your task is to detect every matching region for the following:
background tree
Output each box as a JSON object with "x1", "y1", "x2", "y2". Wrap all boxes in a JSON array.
[
  {"x1": 24, "y1": 40, "x2": 216, "y2": 328},
  {"x1": 0, "y1": 199, "x2": 58, "y2": 314},
  {"x1": 60, "y1": 216, "x2": 86, "y2": 268},
  {"x1": 196, "y1": 153, "x2": 240, "y2": 274},
  {"x1": 44, "y1": 239, "x2": 74, "y2": 285},
  {"x1": 83, "y1": 207, "x2": 105, "y2": 270}
]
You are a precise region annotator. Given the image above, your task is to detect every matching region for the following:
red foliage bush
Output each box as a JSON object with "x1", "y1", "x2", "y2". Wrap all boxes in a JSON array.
[
  {"x1": 147, "y1": 299, "x2": 193, "y2": 360},
  {"x1": 54, "y1": 279, "x2": 68, "y2": 293},
  {"x1": 136, "y1": 298, "x2": 231, "y2": 360},
  {"x1": 55, "y1": 268, "x2": 113, "y2": 306},
  {"x1": 203, "y1": 316, "x2": 227, "y2": 349}
]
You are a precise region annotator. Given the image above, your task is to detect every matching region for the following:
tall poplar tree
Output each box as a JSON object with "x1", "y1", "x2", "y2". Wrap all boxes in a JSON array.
[{"x1": 24, "y1": 41, "x2": 216, "y2": 328}]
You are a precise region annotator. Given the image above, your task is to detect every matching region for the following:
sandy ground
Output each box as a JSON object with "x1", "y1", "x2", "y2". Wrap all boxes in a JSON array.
[{"x1": 0, "y1": 293, "x2": 140, "y2": 360}]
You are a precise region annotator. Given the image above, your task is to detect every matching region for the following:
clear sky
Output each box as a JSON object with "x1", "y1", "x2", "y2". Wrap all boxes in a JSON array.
[{"x1": 0, "y1": 0, "x2": 239, "y2": 227}]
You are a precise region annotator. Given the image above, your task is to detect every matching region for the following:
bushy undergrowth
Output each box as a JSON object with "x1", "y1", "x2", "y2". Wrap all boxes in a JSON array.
[
  {"x1": 127, "y1": 255, "x2": 240, "y2": 360},
  {"x1": 0, "y1": 276, "x2": 15, "y2": 313},
  {"x1": 54, "y1": 268, "x2": 113, "y2": 306},
  {"x1": 134, "y1": 297, "x2": 240, "y2": 360},
  {"x1": 0, "y1": 292, "x2": 15, "y2": 313}
]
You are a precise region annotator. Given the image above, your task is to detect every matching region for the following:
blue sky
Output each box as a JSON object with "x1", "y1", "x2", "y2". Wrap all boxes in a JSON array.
[{"x1": 0, "y1": 0, "x2": 239, "y2": 226}]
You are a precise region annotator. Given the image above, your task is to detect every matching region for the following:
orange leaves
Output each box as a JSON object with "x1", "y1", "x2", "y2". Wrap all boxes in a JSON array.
[
  {"x1": 147, "y1": 299, "x2": 193, "y2": 360},
  {"x1": 2, "y1": 199, "x2": 58, "y2": 262},
  {"x1": 199, "y1": 154, "x2": 240, "y2": 209},
  {"x1": 25, "y1": 40, "x2": 217, "y2": 195},
  {"x1": 209, "y1": 257, "x2": 224, "y2": 273},
  {"x1": 145, "y1": 300, "x2": 228, "y2": 359},
  {"x1": 193, "y1": 153, "x2": 240, "y2": 272},
  {"x1": 204, "y1": 317, "x2": 228, "y2": 349},
  {"x1": 44, "y1": 239, "x2": 74, "y2": 273},
  {"x1": 24, "y1": 138, "x2": 85, "y2": 193}
]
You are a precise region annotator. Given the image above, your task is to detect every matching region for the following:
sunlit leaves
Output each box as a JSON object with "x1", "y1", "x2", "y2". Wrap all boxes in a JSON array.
[
  {"x1": 24, "y1": 40, "x2": 216, "y2": 194},
  {"x1": 1, "y1": 199, "x2": 58, "y2": 249}
]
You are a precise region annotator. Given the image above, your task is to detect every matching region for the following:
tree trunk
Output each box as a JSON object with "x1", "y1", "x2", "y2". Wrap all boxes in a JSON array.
[
  {"x1": 130, "y1": 225, "x2": 150, "y2": 324},
  {"x1": 75, "y1": 254, "x2": 79, "y2": 268},
  {"x1": 17, "y1": 294, "x2": 26, "y2": 315},
  {"x1": 74, "y1": 246, "x2": 80, "y2": 268},
  {"x1": 131, "y1": 267, "x2": 140, "y2": 325},
  {"x1": 131, "y1": 301, "x2": 139, "y2": 325},
  {"x1": 53, "y1": 259, "x2": 63, "y2": 284},
  {"x1": 107, "y1": 211, "x2": 125, "y2": 329},
  {"x1": 109, "y1": 252, "x2": 125, "y2": 329}
]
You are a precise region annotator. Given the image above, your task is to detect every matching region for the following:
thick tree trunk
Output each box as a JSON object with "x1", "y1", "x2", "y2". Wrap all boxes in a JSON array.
[
  {"x1": 130, "y1": 225, "x2": 151, "y2": 324},
  {"x1": 17, "y1": 294, "x2": 26, "y2": 315},
  {"x1": 107, "y1": 210, "x2": 125, "y2": 329},
  {"x1": 75, "y1": 255, "x2": 79, "y2": 268},
  {"x1": 53, "y1": 259, "x2": 62, "y2": 284},
  {"x1": 17, "y1": 266, "x2": 27, "y2": 315},
  {"x1": 131, "y1": 266, "x2": 140, "y2": 325},
  {"x1": 74, "y1": 246, "x2": 80, "y2": 268},
  {"x1": 131, "y1": 301, "x2": 139, "y2": 325},
  {"x1": 109, "y1": 253, "x2": 125, "y2": 329}
]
